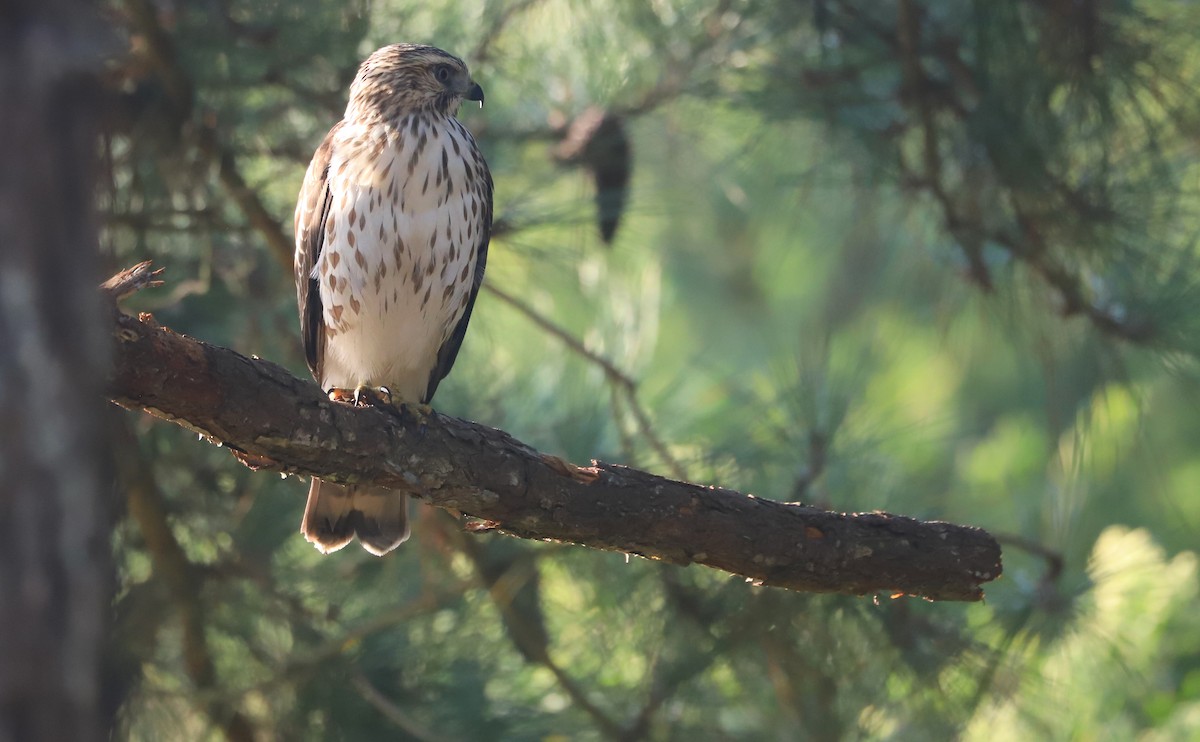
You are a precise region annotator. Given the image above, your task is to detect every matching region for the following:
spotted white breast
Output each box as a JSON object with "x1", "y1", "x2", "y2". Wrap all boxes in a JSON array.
[{"x1": 309, "y1": 113, "x2": 488, "y2": 401}]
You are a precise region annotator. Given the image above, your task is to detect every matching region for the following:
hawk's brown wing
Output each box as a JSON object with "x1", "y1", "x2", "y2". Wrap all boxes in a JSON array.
[
  {"x1": 422, "y1": 144, "x2": 494, "y2": 403},
  {"x1": 294, "y1": 122, "x2": 342, "y2": 383}
]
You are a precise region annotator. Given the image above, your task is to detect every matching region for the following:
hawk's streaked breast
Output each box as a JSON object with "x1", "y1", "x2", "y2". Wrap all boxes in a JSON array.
[{"x1": 309, "y1": 113, "x2": 488, "y2": 401}]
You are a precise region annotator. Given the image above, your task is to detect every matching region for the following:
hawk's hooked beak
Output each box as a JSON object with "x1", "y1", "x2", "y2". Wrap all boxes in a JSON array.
[{"x1": 464, "y1": 81, "x2": 485, "y2": 108}]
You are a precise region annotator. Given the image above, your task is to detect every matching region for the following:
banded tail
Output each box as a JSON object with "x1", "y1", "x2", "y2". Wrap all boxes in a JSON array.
[{"x1": 302, "y1": 478, "x2": 410, "y2": 556}]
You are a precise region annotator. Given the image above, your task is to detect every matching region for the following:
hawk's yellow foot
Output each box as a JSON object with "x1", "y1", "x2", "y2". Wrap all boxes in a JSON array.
[
  {"x1": 326, "y1": 386, "x2": 393, "y2": 407},
  {"x1": 396, "y1": 401, "x2": 433, "y2": 426}
]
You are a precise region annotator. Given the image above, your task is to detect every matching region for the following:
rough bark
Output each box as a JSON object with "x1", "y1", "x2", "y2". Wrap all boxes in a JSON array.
[
  {"x1": 105, "y1": 266, "x2": 1002, "y2": 602},
  {"x1": 0, "y1": 5, "x2": 113, "y2": 741}
]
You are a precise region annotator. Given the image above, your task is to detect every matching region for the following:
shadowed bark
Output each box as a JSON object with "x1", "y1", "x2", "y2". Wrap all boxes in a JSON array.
[{"x1": 105, "y1": 264, "x2": 1002, "y2": 602}]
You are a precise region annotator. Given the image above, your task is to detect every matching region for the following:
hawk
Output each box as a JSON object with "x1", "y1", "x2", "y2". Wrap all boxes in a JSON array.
[{"x1": 294, "y1": 43, "x2": 492, "y2": 555}]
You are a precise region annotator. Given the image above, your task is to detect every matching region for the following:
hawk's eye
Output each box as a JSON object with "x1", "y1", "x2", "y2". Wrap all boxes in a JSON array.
[{"x1": 433, "y1": 64, "x2": 453, "y2": 84}]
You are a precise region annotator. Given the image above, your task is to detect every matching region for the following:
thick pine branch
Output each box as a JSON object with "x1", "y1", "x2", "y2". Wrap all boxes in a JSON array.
[{"x1": 105, "y1": 265, "x2": 1002, "y2": 602}]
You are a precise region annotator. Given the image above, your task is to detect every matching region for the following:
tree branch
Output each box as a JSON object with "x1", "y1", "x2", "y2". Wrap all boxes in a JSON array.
[
  {"x1": 350, "y1": 671, "x2": 455, "y2": 742},
  {"x1": 105, "y1": 267, "x2": 1002, "y2": 602}
]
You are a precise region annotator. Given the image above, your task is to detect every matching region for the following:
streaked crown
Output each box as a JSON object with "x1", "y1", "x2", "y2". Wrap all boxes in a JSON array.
[{"x1": 346, "y1": 43, "x2": 484, "y2": 121}]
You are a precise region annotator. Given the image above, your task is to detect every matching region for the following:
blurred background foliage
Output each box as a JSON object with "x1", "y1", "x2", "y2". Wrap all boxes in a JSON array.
[{"x1": 99, "y1": 0, "x2": 1200, "y2": 738}]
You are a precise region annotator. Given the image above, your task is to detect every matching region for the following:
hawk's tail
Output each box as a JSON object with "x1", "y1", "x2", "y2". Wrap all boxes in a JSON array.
[{"x1": 302, "y1": 478, "x2": 410, "y2": 556}]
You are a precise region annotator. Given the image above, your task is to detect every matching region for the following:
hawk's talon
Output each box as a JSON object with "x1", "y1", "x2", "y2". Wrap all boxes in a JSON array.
[
  {"x1": 358, "y1": 386, "x2": 394, "y2": 407},
  {"x1": 327, "y1": 386, "x2": 393, "y2": 408}
]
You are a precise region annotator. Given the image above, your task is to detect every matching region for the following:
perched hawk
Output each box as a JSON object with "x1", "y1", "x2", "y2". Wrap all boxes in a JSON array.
[{"x1": 294, "y1": 44, "x2": 492, "y2": 555}]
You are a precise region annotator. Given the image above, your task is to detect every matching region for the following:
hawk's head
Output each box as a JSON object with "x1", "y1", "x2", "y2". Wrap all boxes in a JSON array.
[{"x1": 347, "y1": 43, "x2": 484, "y2": 120}]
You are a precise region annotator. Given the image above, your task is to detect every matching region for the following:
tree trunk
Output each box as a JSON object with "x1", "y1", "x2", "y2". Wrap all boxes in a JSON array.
[{"x1": 0, "y1": 4, "x2": 113, "y2": 741}]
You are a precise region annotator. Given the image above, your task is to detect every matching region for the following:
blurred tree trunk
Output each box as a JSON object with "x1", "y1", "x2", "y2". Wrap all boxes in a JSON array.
[{"x1": 0, "y1": 3, "x2": 113, "y2": 741}]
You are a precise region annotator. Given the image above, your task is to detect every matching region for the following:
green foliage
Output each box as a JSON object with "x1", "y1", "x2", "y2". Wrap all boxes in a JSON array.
[
  {"x1": 965, "y1": 527, "x2": 1200, "y2": 741},
  {"x1": 103, "y1": 0, "x2": 1200, "y2": 738}
]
